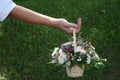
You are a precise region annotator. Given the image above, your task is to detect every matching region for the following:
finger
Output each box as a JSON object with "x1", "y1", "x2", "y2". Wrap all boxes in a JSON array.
[
  {"x1": 76, "y1": 18, "x2": 82, "y2": 33},
  {"x1": 68, "y1": 23, "x2": 77, "y2": 28},
  {"x1": 67, "y1": 23, "x2": 78, "y2": 33},
  {"x1": 60, "y1": 26, "x2": 72, "y2": 33},
  {"x1": 65, "y1": 23, "x2": 77, "y2": 33}
]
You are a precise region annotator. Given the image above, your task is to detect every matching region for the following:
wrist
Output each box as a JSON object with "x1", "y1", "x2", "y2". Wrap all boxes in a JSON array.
[
  {"x1": 50, "y1": 18, "x2": 59, "y2": 27},
  {"x1": 43, "y1": 17, "x2": 58, "y2": 27}
]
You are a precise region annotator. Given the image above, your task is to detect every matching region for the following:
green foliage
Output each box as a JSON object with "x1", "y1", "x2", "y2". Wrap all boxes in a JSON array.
[{"x1": 0, "y1": 0, "x2": 120, "y2": 80}]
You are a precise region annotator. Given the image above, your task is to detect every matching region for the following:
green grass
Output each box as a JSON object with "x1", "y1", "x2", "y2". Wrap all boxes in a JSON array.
[{"x1": 0, "y1": 0, "x2": 120, "y2": 80}]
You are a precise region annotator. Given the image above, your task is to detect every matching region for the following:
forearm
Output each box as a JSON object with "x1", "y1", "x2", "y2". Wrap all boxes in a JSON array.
[
  {"x1": 8, "y1": 5, "x2": 81, "y2": 33},
  {"x1": 9, "y1": 5, "x2": 58, "y2": 27}
]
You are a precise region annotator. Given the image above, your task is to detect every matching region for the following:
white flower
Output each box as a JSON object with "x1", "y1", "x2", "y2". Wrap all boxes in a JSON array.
[
  {"x1": 77, "y1": 56, "x2": 82, "y2": 62},
  {"x1": 100, "y1": 59, "x2": 107, "y2": 62},
  {"x1": 57, "y1": 49, "x2": 67, "y2": 64},
  {"x1": 104, "y1": 59, "x2": 107, "y2": 62},
  {"x1": 62, "y1": 42, "x2": 72, "y2": 46},
  {"x1": 76, "y1": 46, "x2": 86, "y2": 54},
  {"x1": 87, "y1": 54, "x2": 91, "y2": 58},
  {"x1": 93, "y1": 52, "x2": 100, "y2": 59},
  {"x1": 66, "y1": 61, "x2": 71, "y2": 66},
  {"x1": 86, "y1": 54, "x2": 91, "y2": 64},
  {"x1": 77, "y1": 59, "x2": 81, "y2": 62},
  {"x1": 49, "y1": 59, "x2": 57, "y2": 63},
  {"x1": 86, "y1": 59, "x2": 91, "y2": 64},
  {"x1": 51, "y1": 47, "x2": 59, "y2": 58},
  {"x1": 90, "y1": 45, "x2": 95, "y2": 50},
  {"x1": 96, "y1": 62, "x2": 104, "y2": 65},
  {"x1": 89, "y1": 50, "x2": 94, "y2": 54}
]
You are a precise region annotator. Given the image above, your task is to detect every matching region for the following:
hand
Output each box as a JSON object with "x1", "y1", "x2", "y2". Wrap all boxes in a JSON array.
[{"x1": 56, "y1": 18, "x2": 82, "y2": 33}]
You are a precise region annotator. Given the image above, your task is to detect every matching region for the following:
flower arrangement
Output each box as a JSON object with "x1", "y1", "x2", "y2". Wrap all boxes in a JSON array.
[{"x1": 49, "y1": 30, "x2": 107, "y2": 77}]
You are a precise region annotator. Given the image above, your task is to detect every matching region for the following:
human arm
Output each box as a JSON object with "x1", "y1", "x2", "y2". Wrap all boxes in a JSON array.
[{"x1": 9, "y1": 5, "x2": 82, "y2": 33}]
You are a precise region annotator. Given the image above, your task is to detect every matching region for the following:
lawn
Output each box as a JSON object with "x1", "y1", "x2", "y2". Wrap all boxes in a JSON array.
[{"x1": 0, "y1": 0, "x2": 120, "y2": 80}]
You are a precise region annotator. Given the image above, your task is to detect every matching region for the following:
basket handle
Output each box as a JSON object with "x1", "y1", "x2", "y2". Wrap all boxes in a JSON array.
[{"x1": 73, "y1": 29, "x2": 77, "y2": 53}]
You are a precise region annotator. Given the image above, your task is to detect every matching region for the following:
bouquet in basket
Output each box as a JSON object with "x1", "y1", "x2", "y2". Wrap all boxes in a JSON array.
[{"x1": 49, "y1": 29, "x2": 107, "y2": 77}]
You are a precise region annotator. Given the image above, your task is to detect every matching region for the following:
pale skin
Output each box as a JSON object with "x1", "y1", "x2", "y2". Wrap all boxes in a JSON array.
[{"x1": 9, "y1": 5, "x2": 82, "y2": 33}]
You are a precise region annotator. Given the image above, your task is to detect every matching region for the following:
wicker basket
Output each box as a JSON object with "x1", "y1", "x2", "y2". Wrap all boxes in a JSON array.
[{"x1": 66, "y1": 64, "x2": 85, "y2": 78}]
